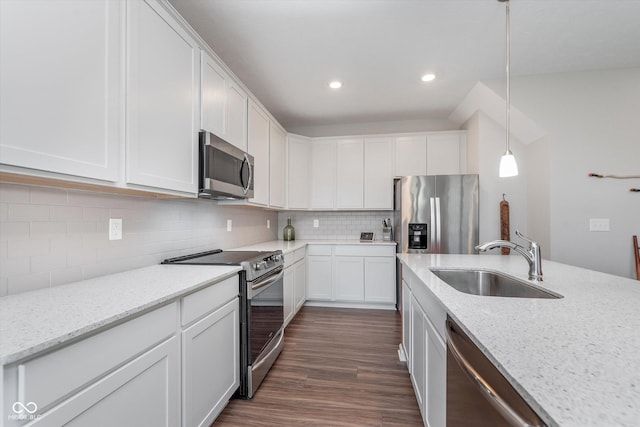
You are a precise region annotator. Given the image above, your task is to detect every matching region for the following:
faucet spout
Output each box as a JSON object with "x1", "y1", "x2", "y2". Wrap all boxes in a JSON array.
[{"x1": 476, "y1": 231, "x2": 543, "y2": 281}]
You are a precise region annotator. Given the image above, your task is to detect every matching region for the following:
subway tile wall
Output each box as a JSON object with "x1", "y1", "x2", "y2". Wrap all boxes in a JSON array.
[
  {"x1": 0, "y1": 183, "x2": 278, "y2": 296},
  {"x1": 277, "y1": 211, "x2": 393, "y2": 240}
]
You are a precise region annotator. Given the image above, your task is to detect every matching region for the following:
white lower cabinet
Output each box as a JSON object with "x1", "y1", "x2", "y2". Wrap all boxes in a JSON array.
[
  {"x1": 402, "y1": 264, "x2": 447, "y2": 427},
  {"x1": 182, "y1": 298, "x2": 239, "y2": 427},
  {"x1": 283, "y1": 248, "x2": 307, "y2": 326},
  {"x1": 411, "y1": 295, "x2": 427, "y2": 415},
  {"x1": 284, "y1": 266, "x2": 295, "y2": 325},
  {"x1": 334, "y1": 256, "x2": 365, "y2": 301},
  {"x1": 30, "y1": 336, "x2": 180, "y2": 427},
  {"x1": 307, "y1": 250, "x2": 333, "y2": 301},
  {"x1": 2, "y1": 276, "x2": 240, "y2": 427},
  {"x1": 306, "y1": 244, "x2": 395, "y2": 308}
]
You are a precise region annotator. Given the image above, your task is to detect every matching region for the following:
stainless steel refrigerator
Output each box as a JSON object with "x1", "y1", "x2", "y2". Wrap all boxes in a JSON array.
[{"x1": 394, "y1": 174, "x2": 479, "y2": 306}]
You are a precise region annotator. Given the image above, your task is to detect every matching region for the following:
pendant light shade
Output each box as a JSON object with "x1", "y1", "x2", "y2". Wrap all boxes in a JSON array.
[
  {"x1": 498, "y1": 0, "x2": 518, "y2": 178},
  {"x1": 499, "y1": 150, "x2": 519, "y2": 177}
]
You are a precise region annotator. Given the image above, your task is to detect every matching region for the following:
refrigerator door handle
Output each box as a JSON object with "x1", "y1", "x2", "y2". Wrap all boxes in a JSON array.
[
  {"x1": 435, "y1": 197, "x2": 442, "y2": 252},
  {"x1": 430, "y1": 197, "x2": 436, "y2": 251}
]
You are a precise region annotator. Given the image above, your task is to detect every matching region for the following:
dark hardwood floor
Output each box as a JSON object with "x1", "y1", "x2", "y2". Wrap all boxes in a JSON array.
[{"x1": 213, "y1": 306, "x2": 423, "y2": 426}]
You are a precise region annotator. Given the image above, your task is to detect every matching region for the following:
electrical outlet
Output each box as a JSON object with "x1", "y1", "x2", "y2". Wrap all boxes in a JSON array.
[
  {"x1": 589, "y1": 218, "x2": 610, "y2": 232},
  {"x1": 267, "y1": 219, "x2": 271, "y2": 229},
  {"x1": 313, "y1": 219, "x2": 319, "y2": 228},
  {"x1": 227, "y1": 219, "x2": 232, "y2": 232},
  {"x1": 109, "y1": 218, "x2": 122, "y2": 240}
]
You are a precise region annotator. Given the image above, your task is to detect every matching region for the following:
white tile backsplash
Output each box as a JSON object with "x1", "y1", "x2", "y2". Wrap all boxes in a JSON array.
[
  {"x1": 0, "y1": 182, "x2": 278, "y2": 296},
  {"x1": 277, "y1": 211, "x2": 393, "y2": 240}
]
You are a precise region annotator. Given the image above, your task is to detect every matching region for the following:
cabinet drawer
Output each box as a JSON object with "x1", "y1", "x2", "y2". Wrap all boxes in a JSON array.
[
  {"x1": 412, "y1": 282, "x2": 447, "y2": 341},
  {"x1": 334, "y1": 244, "x2": 395, "y2": 257},
  {"x1": 307, "y1": 245, "x2": 332, "y2": 256},
  {"x1": 283, "y1": 247, "x2": 305, "y2": 266},
  {"x1": 181, "y1": 275, "x2": 238, "y2": 326},
  {"x1": 17, "y1": 302, "x2": 178, "y2": 412}
]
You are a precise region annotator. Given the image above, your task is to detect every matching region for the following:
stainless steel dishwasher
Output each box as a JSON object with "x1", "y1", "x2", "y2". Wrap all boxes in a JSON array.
[{"x1": 445, "y1": 316, "x2": 547, "y2": 427}]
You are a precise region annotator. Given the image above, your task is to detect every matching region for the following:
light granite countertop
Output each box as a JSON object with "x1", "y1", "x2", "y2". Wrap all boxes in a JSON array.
[
  {"x1": 0, "y1": 264, "x2": 241, "y2": 365},
  {"x1": 233, "y1": 239, "x2": 396, "y2": 254},
  {"x1": 397, "y1": 253, "x2": 640, "y2": 427}
]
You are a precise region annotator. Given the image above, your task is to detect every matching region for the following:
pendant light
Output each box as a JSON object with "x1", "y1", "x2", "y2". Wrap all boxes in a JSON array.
[{"x1": 498, "y1": 0, "x2": 518, "y2": 177}]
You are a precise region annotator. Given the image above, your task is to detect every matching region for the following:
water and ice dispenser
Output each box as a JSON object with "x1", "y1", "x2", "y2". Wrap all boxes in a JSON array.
[{"x1": 408, "y1": 223, "x2": 428, "y2": 249}]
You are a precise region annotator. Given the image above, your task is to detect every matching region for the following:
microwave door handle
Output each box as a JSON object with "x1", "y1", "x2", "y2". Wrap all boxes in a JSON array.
[{"x1": 241, "y1": 153, "x2": 252, "y2": 195}]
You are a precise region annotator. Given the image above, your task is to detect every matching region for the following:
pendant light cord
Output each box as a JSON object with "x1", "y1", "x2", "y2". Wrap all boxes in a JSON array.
[{"x1": 505, "y1": 0, "x2": 511, "y2": 154}]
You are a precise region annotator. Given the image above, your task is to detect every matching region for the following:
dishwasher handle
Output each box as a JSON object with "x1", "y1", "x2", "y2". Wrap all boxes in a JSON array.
[{"x1": 446, "y1": 319, "x2": 540, "y2": 427}]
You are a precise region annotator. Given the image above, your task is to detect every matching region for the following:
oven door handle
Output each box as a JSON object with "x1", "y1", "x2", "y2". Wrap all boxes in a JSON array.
[{"x1": 251, "y1": 268, "x2": 284, "y2": 292}]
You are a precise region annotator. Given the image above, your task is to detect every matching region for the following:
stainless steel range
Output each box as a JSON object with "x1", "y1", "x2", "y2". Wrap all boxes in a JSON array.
[{"x1": 162, "y1": 249, "x2": 284, "y2": 398}]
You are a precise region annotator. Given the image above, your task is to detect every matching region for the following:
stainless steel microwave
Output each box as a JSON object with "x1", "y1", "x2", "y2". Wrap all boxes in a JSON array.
[{"x1": 199, "y1": 131, "x2": 254, "y2": 200}]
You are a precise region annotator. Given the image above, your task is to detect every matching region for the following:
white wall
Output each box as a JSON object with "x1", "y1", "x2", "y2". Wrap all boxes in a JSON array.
[
  {"x1": 484, "y1": 67, "x2": 640, "y2": 277},
  {"x1": 0, "y1": 183, "x2": 278, "y2": 296},
  {"x1": 463, "y1": 111, "x2": 529, "y2": 250}
]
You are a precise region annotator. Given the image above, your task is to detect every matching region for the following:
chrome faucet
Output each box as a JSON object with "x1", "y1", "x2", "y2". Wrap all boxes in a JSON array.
[{"x1": 475, "y1": 230, "x2": 543, "y2": 281}]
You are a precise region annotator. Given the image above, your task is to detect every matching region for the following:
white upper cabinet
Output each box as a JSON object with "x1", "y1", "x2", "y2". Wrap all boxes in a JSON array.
[
  {"x1": 269, "y1": 123, "x2": 286, "y2": 208},
  {"x1": 310, "y1": 140, "x2": 337, "y2": 209},
  {"x1": 201, "y1": 51, "x2": 248, "y2": 151},
  {"x1": 200, "y1": 53, "x2": 226, "y2": 139},
  {"x1": 395, "y1": 136, "x2": 428, "y2": 177},
  {"x1": 336, "y1": 139, "x2": 364, "y2": 209},
  {"x1": 395, "y1": 132, "x2": 467, "y2": 177},
  {"x1": 247, "y1": 99, "x2": 270, "y2": 206},
  {"x1": 126, "y1": 0, "x2": 200, "y2": 194},
  {"x1": 287, "y1": 135, "x2": 311, "y2": 209},
  {"x1": 225, "y1": 81, "x2": 248, "y2": 151},
  {"x1": 0, "y1": 0, "x2": 121, "y2": 182},
  {"x1": 426, "y1": 132, "x2": 466, "y2": 175},
  {"x1": 364, "y1": 137, "x2": 394, "y2": 209}
]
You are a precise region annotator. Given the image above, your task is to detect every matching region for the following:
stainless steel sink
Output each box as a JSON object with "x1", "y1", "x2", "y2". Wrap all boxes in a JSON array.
[{"x1": 430, "y1": 268, "x2": 563, "y2": 299}]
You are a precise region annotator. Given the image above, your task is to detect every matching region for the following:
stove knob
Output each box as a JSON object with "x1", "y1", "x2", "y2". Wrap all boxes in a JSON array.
[
  {"x1": 255, "y1": 261, "x2": 267, "y2": 270},
  {"x1": 274, "y1": 254, "x2": 282, "y2": 262}
]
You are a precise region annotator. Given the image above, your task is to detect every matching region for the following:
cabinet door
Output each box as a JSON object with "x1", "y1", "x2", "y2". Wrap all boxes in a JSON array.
[
  {"x1": 200, "y1": 51, "x2": 226, "y2": 139},
  {"x1": 0, "y1": 0, "x2": 121, "y2": 182},
  {"x1": 395, "y1": 136, "x2": 427, "y2": 177},
  {"x1": 283, "y1": 266, "x2": 295, "y2": 326},
  {"x1": 336, "y1": 139, "x2": 364, "y2": 209},
  {"x1": 310, "y1": 140, "x2": 336, "y2": 209},
  {"x1": 225, "y1": 81, "x2": 248, "y2": 151},
  {"x1": 287, "y1": 135, "x2": 311, "y2": 209},
  {"x1": 307, "y1": 256, "x2": 333, "y2": 300},
  {"x1": 364, "y1": 138, "x2": 394, "y2": 209},
  {"x1": 402, "y1": 279, "x2": 412, "y2": 373},
  {"x1": 364, "y1": 257, "x2": 395, "y2": 303},
  {"x1": 425, "y1": 316, "x2": 447, "y2": 427},
  {"x1": 32, "y1": 337, "x2": 180, "y2": 426},
  {"x1": 247, "y1": 99, "x2": 270, "y2": 205},
  {"x1": 334, "y1": 256, "x2": 364, "y2": 301},
  {"x1": 410, "y1": 297, "x2": 426, "y2": 415},
  {"x1": 183, "y1": 298, "x2": 239, "y2": 427},
  {"x1": 293, "y1": 259, "x2": 307, "y2": 312},
  {"x1": 126, "y1": 0, "x2": 199, "y2": 193},
  {"x1": 269, "y1": 123, "x2": 286, "y2": 208},
  {"x1": 427, "y1": 133, "x2": 464, "y2": 175}
]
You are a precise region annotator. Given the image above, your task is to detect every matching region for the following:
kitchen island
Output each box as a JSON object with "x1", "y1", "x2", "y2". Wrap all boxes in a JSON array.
[{"x1": 398, "y1": 253, "x2": 640, "y2": 427}]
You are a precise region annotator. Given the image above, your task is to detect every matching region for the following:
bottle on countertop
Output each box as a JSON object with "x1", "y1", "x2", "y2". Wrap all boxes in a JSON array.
[{"x1": 283, "y1": 217, "x2": 295, "y2": 241}]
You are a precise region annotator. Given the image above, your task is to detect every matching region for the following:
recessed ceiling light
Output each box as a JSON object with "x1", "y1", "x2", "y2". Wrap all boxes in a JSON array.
[
  {"x1": 421, "y1": 73, "x2": 436, "y2": 82},
  {"x1": 329, "y1": 81, "x2": 342, "y2": 89}
]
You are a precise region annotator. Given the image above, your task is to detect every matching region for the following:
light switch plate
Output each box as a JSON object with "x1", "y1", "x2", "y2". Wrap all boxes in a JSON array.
[
  {"x1": 227, "y1": 219, "x2": 232, "y2": 232},
  {"x1": 313, "y1": 219, "x2": 319, "y2": 228},
  {"x1": 589, "y1": 218, "x2": 610, "y2": 232},
  {"x1": 267, "y1": 219, "x2": 270, "y2": 229},
  {"x1": 109, "y1": 218, "x2": 122, "y2": 240}
]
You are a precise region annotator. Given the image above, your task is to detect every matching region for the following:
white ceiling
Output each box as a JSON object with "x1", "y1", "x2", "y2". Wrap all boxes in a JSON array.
[{"x1": 168, "y1": 0, "x2": 640, "y2": 132}]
